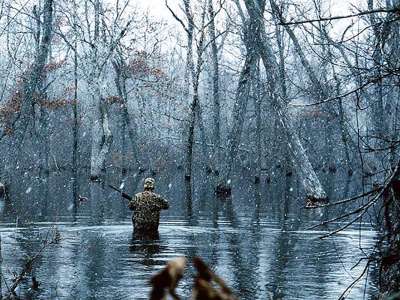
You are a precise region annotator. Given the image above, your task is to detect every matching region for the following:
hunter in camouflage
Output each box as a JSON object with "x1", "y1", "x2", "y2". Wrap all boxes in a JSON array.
[{"x1": 128, "y1": 178, "x2": 169, "y2": 235}]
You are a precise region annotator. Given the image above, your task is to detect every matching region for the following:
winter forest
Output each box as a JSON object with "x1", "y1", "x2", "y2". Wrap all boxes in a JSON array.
[{"x1": 0, "y1": 0, "x2": 399, "y2": 299}]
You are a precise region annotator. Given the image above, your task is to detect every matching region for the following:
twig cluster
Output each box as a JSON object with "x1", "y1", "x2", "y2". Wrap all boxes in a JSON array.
[{"x1": 2, "y1": 228, "x2": 60, "y2": 299}]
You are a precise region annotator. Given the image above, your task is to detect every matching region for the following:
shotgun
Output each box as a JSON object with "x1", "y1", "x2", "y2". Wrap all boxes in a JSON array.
[{"x1": 108, "y1": 184, "x2": 133, "y2": 201}]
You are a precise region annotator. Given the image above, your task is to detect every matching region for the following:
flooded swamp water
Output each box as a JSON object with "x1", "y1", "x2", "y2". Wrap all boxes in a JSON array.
[{"x1": 0, "y1": 172, "x2": 378, "y2": 299}]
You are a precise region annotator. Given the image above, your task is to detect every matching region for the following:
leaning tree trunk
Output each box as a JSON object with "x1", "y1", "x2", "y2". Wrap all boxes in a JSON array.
[
  {"x1": 271, "y1": 0, "x2": 338, "y2": 169},
  {"x1": 218, "y1": 0, "x2": 264, "y2": 190},
  {"x1": 222, "y1": 51, "x2": 258, "y2": 186},
  {"x1": 248, "y1": 0, "x2": 327, "y2": 201}
]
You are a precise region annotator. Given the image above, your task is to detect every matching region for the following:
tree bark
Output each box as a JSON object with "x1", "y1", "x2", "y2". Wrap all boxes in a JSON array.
[
  {"x1": 72, "y1": 37, "x2": 79, "y2": 212},
  {"x1": 89, "y1": 0, "x2": 113, "y2": 180},
  {"x1": 1, "y1": 0, "x2": 53, "y2": 141},
  {"x1": 208, "y1": 0, "x2": 221, "y2": 169},
  {"x1": 368, "y1": 0, "x2": 386, "y2": 152},
  {"x1": 90, "y1": 87, "x2": 113, "y2": 180},
  {"x1": 253, "y1": 63, "x2": 262, "y2": 183},
  {"x1": 112, "y1": 58, "x2": 144, "y2": 172},
  {"x1": 219, "y1": 0, "x2": 263, "y2": 188},
  {"x1": 183, "y1": 0, "x2": 207, "y2": 203},
  {"x1": 249, "y1": 0, "x2": 328, "y2": 201}
]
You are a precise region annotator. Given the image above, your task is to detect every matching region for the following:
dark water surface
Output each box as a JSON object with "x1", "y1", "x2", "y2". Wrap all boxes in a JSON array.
[
  {"x1": 0, "y1": 171, "x2": 378, "y2": 299},
  {"x1": 0, "y1": 215, "x2": 377, "y2": 299}
]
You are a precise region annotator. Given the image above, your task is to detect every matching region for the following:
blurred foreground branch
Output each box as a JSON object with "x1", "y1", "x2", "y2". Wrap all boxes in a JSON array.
[
  {"x1": 2, "y1": 228, "x2": 59, "y2": 299},
  {"x1": 149, "y1": 257, "x2": 237, "y2": 300}
]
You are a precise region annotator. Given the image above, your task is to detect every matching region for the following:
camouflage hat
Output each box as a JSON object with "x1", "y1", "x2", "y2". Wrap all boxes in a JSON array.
[{"x1": 144, "y1": 178, "x2": 155, "y2": 190}]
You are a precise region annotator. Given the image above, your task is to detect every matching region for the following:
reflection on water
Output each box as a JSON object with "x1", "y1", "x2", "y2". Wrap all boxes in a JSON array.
[
  {"x1": 0, "y1": 170, "x2": 378, "y2": 299},
  {"x1": 0, "y1": 216, "x2": 377, "y2": 300}
]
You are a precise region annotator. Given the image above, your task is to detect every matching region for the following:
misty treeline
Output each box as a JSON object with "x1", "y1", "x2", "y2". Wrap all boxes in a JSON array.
[{"x1": 0, "y1": 0, "x2": 399, "y2": 297}]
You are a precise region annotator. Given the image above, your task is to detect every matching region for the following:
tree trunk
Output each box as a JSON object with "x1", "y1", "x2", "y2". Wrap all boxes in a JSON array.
[
  {"x1": 208, "y1": 0, "x2": 221, "y2": 170},
  {"x1": 113, "y1": 59, "x2": 144, "y2": 172},
  {"x1": 1, "y1": 0, "x2": 53, "y2": 141},
  {"x1": 0, "y1": 231, "x2": 2, "y2": 297},
  {"x1": 219, "y1": 0, "x2": 263, "y2": 189},
  {"x1": 196, "y1": 101, "x2": 213, "y2": 173},
  {"x1": 120, "y1": 106, "x2": 127, "y2": 177},
  {"x1": 250, "y1": 0, "x2": 327, "y2": 201},
  {"x1": 90, "y1": 86, "x2": 113, "y2": 180},
  {"x1": 183, "y1": 1, "x2": 207, "y2": 202},
  {"x1": 72, "y1": 40, "x2": 79, "y2": 212},
  {"x1": 89, "y1": 0, "x2": 113, "y2": 180},
  {"x1": 377, "y1": 162, "x2": 400, "y2": 296},
  {"x1": 32, "y1": 1, "x2": 51, "y2": 215},
  {"x1": 185, "y1": 90, "x2": 197, "y2": 203},
  {"x1": 253, "y1": 63, "x2": 262, "y2": 184},
  {"x1": 368, "y1": 0, "x2": 386, "y2": 154}
]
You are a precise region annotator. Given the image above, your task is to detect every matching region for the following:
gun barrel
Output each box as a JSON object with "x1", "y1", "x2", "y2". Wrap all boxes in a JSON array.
[{"x1": 108, "y1": 184, "x2": 133, "y2": 201}]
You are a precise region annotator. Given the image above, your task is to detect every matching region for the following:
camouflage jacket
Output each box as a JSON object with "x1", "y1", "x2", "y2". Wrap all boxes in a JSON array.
[{"x1": 128, "y1": 191, "x2": 169, "y2": 231}]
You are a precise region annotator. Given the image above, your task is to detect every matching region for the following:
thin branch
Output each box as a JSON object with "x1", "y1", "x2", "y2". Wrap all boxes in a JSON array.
[
  {"x1": 6, "y1": 228, "x2": 59, "y2": 297},
  {"x1": 165, "y1": 0, "x2": 190, "y2": 34},
  {"x1": 305, "y1": 187, "x2": 382, "y2": 209},
  {"x1": 290, "y1": 72, "x2": 393, "y2": 107},
  {"x1": 279, "y1": 7, "x2": 400, "y2": 25},
  {"x1": 309, "y1": 162, "x2": 399, "y2": 231},
  {"x1": 338, "y1": 260, "x2": 371, "y2": 300}
]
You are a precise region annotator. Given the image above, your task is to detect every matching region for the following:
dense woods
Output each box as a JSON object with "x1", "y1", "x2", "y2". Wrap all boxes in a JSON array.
[{"x1": 0, "y1": 0, "x2": 399, "y2": 298}]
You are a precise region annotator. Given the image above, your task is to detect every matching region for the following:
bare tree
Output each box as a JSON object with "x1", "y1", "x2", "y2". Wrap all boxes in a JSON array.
[
  {"x1": 183, "y1": 0, "x2": 208, "y2": 204},
  {"x1": 112, "y1": 53, "x2": 145, "y2": 173},
  {"x1": 217, "y1": 0, "x2": 262, "y2": 192},
  {"x1": 71, "y1": 0, "x2": 132, "y2": 180},
  {"x1": 0, "y1": 0, "x2": 54, "y2": 144},
  {"x1": 244, "y1": 0, "x2": 328, "y2": 202},
  {"x1": 208, "y1": 0, "x2": 221, "y2": 169}
]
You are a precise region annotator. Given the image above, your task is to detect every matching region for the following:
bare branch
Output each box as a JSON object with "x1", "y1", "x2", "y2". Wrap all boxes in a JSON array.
[
  {"x1": 279, "y1": 7, "x2": 400, "y2": 25},
  {"x1": 165, "y1": 0, "x2": 190, "y2": 34}
]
